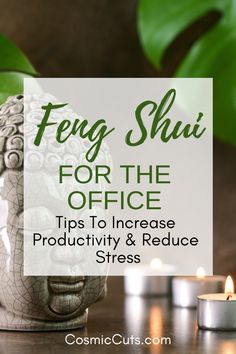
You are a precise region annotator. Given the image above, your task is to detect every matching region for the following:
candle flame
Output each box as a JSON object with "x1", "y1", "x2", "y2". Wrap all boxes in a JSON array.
[
  {"x1": 225, "y1": 275, "x2": 234, "y2": 294},
  {"x1": 150, "y1": 258, "x2": 162, "y2": 270},
  {"x1": 196, "y1": 267, "x2": 206, "y2": 278}
]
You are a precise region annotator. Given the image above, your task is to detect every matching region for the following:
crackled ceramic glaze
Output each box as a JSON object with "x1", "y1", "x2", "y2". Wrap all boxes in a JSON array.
[{"x1": 0, "y1": 95, "x2": 106, "y2": 331}]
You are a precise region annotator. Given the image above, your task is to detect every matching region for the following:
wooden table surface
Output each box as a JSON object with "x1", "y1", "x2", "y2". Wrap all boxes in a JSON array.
[{"x1": 0, "y1": 276, "x2": 236, "y2": 354}]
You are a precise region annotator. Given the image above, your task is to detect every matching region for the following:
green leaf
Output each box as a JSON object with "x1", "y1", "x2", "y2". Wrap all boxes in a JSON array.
[
  {"x1": 0, "y1": 35, "x2": 37, "y2": 104},
  {"x1": 0, "y1": 35, "x2": 37, "y2": 75},
  {"x1": 138, "y1": 0, "x2": 236, "y2": 146},
  {"x1": 0, "y1": 72, "x2": 32, "y2": 104},
  {"x1": 138, "y1": 0, "x2": 225, "y2": 69},
  {"x1": 176, "y1": 21, "x2": 236, "y2": 145}
]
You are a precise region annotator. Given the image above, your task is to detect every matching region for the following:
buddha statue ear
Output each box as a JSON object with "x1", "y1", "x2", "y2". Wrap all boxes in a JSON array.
[
  {"x1": 0, "y1": 171, "x2": 23, "y2": 210},
  {"x1": 0, "y1": 138, "x2": 5, "y2": 176}
]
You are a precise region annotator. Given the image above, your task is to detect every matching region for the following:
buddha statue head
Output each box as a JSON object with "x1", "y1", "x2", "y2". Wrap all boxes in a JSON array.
[{"x1": 0, "y1": 94, "x2": 107, "y2": 330}]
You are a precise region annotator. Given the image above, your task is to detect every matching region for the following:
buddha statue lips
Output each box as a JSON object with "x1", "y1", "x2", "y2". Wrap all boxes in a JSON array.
[
  {"x1": 0, "y1": 94, "x2": 108, "y2": 331},
  {"x1": 48, "y1": 276, "x2": 86, "y2": 315}
]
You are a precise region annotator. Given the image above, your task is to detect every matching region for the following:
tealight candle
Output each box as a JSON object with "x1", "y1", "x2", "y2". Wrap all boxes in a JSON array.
[
  {"x1": 198, "y1": 275, "x2": 236, "y2": 330},
  {"x1": 172, "y1": 267, "x2": 225, "y2": 308},
  {"x1": 124, "y1": 258, "x2": 175, "y2": 296}
]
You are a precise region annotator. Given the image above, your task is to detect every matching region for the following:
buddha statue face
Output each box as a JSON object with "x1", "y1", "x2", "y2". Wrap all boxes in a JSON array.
[{"x1": 0, "y1": 95, "x2": 107, "y2": 330}]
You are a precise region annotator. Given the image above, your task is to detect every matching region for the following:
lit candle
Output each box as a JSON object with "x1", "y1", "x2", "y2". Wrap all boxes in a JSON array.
[
  {"x1": 124, "y1": 258, "x2": 175, "y2": 296},
  {"x1": 198, "y1": 276, "x2": 236, "y2": 330},
  {"x1": 172, "y1": 267, "x2": 225, "y2": 308}
]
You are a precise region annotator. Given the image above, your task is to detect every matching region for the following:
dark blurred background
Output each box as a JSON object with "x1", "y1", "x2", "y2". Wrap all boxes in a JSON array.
[{"x1": 0, "y1": 0, "x2": 235, "y2": 275}]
